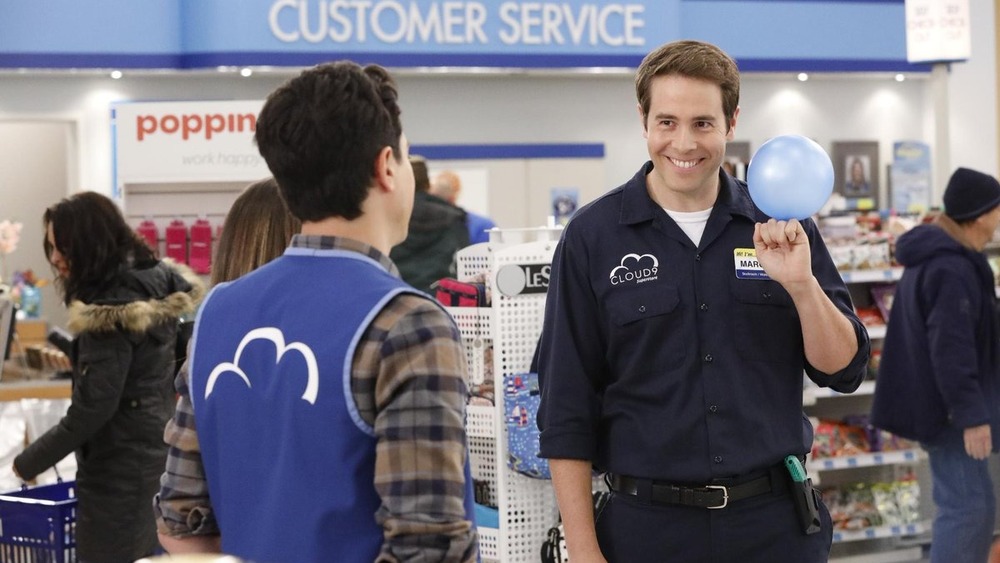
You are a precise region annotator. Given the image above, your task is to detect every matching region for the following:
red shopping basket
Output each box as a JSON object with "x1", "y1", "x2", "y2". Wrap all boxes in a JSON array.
[{"x1": 0, "y1": 480, "x2": 77, "y2": 562}]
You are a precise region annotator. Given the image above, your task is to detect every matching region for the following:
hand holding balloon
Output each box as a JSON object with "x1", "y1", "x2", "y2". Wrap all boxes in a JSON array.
[{"x1": 747, "y1": 135, "x2": 834, "y2": 220}]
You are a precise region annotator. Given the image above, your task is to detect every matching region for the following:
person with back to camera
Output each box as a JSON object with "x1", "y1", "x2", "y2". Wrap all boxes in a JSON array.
[
  {"x1": 871, "y1": 167, "x2": 1000, "y2": 563},
  {"x1": 154, "y1": 61, "x2": 478, "y2": 562},
  {"x1": 12, "y1": 191, "x2": 204, "y2": 563},
  {"x1": 390, "y1": 155, "x2": 470, "y2": 293},
  {"x1": 430, "y1": 169, "x2": 497, "y2": 245},
  {"x1": 534, "y1": 40, "x2": 870, "y2": 562},
  {"x1": 153, "y1": 177, "x2": 300, "y2": 553}
]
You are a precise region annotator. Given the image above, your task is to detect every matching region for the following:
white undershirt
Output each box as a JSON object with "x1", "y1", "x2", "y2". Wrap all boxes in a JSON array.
[{"x1": 664, "y1": 207, "x2": 712, "y2": 246}]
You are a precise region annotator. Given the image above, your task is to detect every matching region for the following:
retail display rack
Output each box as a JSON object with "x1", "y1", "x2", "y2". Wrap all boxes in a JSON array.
[
  {"x1": 807, "y1": 266, "x2": 932, "y2": 562},
  {"x1": 448, "y1": 227, "x2": 563, "y2": 563}
]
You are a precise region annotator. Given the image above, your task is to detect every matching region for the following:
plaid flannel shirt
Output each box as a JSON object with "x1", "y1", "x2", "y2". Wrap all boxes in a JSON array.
[{"x1": 154, "y1": 235, "x2": 477, "y2": 562}]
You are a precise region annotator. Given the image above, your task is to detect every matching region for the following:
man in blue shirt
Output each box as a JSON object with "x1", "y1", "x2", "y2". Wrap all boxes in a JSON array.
[{"x1": 536, "y1": 40, "x2": 869, "y2": 562}]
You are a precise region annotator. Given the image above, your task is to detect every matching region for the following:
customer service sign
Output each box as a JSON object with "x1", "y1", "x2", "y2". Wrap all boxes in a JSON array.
[
  {"x1": 180, "y1": 0, "x2": 678, "y2": 68},
  {"x1": 2, "y1": 1, "x2": 917, "y2": 72},
  {"x1": 266, "y1": 1, "x2": 648, "y2": 47},
  {"x1": 113, "y1": 101, "x2": 267, "y2": 184}
]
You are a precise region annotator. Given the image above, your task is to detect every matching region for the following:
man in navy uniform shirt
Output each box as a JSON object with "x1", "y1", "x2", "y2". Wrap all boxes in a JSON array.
[{"x1": 536, "y1": 40, "x2": 870, "y2": 562}]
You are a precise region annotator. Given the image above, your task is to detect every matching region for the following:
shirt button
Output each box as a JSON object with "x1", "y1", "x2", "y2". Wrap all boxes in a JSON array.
[
  {"x1": 638, "y1": 305, "x2": 646, "y2": 313},
  {"x1": 709, "y1": 405, "x2": 718, "y2": 413},
  {"x1": 762, "y1": 292, "x2": 772, "y2": 300},
  {"x1": 699, "y1": 303, "x2": 709, "y2": 311},
  {"x1": 695, "y1": 254, "x2": 702, "y2": 262},
  {"x1": 704, "y1": 354, "x2": 713, "y2": 363},
  {"x1": 714, "y1": 456, "x2": 723, "y2": 464}
]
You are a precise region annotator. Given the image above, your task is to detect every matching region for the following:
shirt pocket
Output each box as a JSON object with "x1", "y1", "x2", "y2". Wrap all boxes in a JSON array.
[
  {"x1": 731, "y1": 280, "x2": 802, "y2": 364},
  {"x1": 605, "y1": 284, "x2": 686, "y2": 375}
]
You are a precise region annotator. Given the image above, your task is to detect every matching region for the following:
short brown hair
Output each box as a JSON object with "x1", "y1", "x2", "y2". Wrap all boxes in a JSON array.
[{"x1": 635, "y1": 40, "x2": 740, "y2": 130}]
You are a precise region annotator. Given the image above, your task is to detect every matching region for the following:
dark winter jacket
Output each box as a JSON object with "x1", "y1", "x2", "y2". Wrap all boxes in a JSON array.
[
  {"x1": 871, "y1": 219, "x2": 1000, "y2": 449},
  {"x1": 391, "y1": 191, "x2": 470, "y2": 293},
  {"x1": 14, "y1": 259, "x2": 204, "y2": 562}
]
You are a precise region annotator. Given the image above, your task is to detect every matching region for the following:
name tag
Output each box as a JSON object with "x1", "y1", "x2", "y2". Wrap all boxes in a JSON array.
[{"x1": 734, "y1": 248, "x2": 770, "y2": 280}]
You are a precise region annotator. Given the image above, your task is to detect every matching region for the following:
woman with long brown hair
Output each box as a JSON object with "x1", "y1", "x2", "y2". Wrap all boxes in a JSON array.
[
  {"x1": 13, "y1": 191, "x2": 204, "y2": 562},
  {"x1": 155, "y1": 177, "x2": 300, "y2": 553}
]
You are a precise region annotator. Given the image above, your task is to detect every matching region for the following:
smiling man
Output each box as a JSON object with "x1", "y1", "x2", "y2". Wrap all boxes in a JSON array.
[{"x1": 535, "y1": 40, "x2": 870, "y2": 563}]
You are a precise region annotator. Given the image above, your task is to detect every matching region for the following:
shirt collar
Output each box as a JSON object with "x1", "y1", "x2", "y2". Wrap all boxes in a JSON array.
[
  {"x1": 619, "y1": 161, "x2": 760, "y2": 225},
  {"x1": 289, "y1": 234, "x2": 401, "y2": 277}
]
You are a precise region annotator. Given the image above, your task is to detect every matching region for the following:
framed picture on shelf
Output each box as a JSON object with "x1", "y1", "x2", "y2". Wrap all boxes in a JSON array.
[{"x1": 832, "y1": 141, "x2": 880, "y2": 211}]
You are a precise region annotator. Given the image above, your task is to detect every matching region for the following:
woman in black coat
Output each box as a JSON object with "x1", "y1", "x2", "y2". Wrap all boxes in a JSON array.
[{"x1": 13, "y1": 191, "x2": 203, "y2": 563}]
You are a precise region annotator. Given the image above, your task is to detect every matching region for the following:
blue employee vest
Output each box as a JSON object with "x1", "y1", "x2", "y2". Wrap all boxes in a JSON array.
[{"x1": 190, "y1": 249, "x2": 471, "y2": 562}]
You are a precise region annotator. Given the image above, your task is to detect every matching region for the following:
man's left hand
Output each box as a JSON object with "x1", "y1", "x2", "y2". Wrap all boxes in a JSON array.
[{"x1": 753, "y1": 219, "x2": 812, "y2": 287}]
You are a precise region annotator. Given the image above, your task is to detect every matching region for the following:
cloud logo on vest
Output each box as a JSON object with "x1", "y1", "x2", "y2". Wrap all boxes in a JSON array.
[
  {"x1": 609, "y1": 253, "x2": 659, "y2": 285},
  {"x1": 204, "y1": 327, "x2": 319, "y2": 404}
]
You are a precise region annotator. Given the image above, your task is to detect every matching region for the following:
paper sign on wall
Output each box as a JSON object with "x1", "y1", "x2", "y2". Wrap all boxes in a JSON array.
[{"x1": 905, "y1": 0, "x2": 970, "y2": 63}]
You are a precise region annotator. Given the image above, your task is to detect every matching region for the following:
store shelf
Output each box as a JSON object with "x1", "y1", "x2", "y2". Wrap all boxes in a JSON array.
[
  {"x1": 832, "y1": 521, "x2": 929, "y2": 544},
  {"x1": 808, "y1": 448, "x2": 923, "y2": 472},
  {"x1": 865, "y1": 325, "x2": 887, "y2": 339},
  {"x1": 829, "y1": 547, "x2": 924, "y2": 563},
  {"x1": 805, "y1": 380, "x2": 875, "y2": 405},
  {"x1": 840, "y1": 268, "x2": 904, "y2": 284}
]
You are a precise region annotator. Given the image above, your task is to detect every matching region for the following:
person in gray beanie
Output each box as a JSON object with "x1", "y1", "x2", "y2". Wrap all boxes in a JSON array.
[{"x1": 872, "y1": 166, "x2": 1000, "y2": 563}]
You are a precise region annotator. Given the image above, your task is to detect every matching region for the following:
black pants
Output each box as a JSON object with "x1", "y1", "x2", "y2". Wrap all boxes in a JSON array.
[{"x1": 595, "y1": 484, "x2": 832, "y2": 562}]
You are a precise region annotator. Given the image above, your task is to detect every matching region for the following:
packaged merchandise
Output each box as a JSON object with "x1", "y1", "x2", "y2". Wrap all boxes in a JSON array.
[
  {"x1": 188, "y1": 218, "x2": 213, "y2": 274},
  {"x1": 504, "y1": 372, "x2": 550, "y2": 479},
  {"x1": 164, "y1": 219, "x2": 188, "y2": 264},
  {"x1": 135, "y1": 219, "x2": 160, "y2": 255}
]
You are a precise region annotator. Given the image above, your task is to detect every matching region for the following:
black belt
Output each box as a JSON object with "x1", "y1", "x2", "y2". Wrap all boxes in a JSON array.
[{"x1": 605, "y1": 467, "x2": 782, "y2": 509}]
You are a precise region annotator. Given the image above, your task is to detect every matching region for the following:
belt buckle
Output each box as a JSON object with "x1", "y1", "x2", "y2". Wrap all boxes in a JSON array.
[{"x1": 705, "y1": 485, "x2": 728, "y2": 509}]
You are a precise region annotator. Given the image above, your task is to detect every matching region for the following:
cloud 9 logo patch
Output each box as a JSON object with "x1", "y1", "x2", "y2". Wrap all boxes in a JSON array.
[
  {"x1": 610, "y1": 253, "x2": 659, "y2": 285},
  {"x1": 205, "y1": 327, "x2": 319, "y2": 405}
]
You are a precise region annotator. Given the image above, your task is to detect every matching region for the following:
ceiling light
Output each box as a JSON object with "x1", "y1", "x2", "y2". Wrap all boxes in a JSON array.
[
  {"x1": 894, "y1": 74, "x2": 905, "y2": 82},
  {"x1": 110, "y1": 70, "x2": 123, "y2": 80},
  {"x1": 240, "y1": 67, "x2": 253, "y2": 77},
  {"x1": 797, "y1": 73, "x2": 809, "y2": 82}
]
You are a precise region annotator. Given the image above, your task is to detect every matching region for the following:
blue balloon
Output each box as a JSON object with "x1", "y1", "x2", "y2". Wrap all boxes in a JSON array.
[{"x1": 746, "y1": 135, "x2": 834, "y2": 220}]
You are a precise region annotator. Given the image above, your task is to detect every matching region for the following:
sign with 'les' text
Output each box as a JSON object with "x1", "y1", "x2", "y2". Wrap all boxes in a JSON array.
[
  {"x1": 496, "y1": 263, "x2": 550, "y2": 297},
  {"x1": 113, "y1": 100, "x2": 268, "y2": 184}
]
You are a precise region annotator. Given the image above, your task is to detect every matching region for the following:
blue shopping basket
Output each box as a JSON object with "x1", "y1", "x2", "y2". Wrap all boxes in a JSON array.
[{"x1": 0, "y1": 480, "x2": 77, "y2": 563}]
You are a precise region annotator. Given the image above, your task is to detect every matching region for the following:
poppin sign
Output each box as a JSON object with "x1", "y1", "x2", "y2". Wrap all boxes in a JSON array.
[{"x1": 114, "y1": 100, "x2": 268, "y2": 183}]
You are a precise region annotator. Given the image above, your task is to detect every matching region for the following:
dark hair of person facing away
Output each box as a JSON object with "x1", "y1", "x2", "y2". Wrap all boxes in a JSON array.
[
  {"x1": 44, "y1": 191, "x2": 158, "y2": 305},
  {"x1": 410, "y1": 154, "x2": 430, "y2": 193},
  {"x1": 254, "y1": 61, "x2": 403, "y2": 222},
  {"x1": 635, "y1": 40, "x2": 741, "y2": 131},
  {"x1": 211, "y1": 177, "x2": 302, "y2": 286}
]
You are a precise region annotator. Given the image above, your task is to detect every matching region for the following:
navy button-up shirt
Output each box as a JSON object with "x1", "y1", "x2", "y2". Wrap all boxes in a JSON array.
[{"x1": 537, "y1": 163, "x2": 869, "y2": 483}]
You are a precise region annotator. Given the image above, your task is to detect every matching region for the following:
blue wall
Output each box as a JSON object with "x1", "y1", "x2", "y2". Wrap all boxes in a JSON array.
[{"x1": 0, "y1": 0, "x2": 927, "y2": 72}]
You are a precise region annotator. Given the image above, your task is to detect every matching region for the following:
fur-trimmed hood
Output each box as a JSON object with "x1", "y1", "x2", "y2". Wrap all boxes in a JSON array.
[{"x1": 67, "y1": 259, "x2": 205, "y2": 334}]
